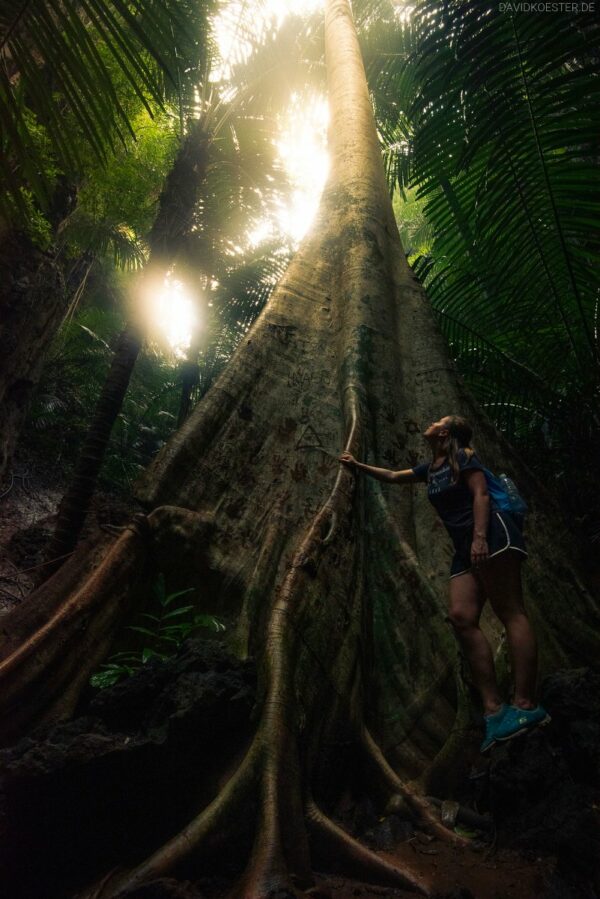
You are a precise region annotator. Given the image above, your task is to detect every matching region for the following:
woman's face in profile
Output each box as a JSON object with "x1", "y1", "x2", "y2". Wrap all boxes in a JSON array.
[{"x1": 423, "y1": 416, "x2": 450, "y2": 439}]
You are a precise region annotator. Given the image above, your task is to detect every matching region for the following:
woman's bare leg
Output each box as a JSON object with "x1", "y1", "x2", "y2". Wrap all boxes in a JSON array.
[
  {"x1": 476, "y1": 551, "x2": 537, "y2": 709},
  {"x1": 448, "y1": 571, "x2": 503, "y2": 714}
]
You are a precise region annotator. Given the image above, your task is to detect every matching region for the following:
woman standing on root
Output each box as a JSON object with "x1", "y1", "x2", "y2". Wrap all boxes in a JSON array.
[{"x1": 339, "y1": 414, "x2": 550, "y2": 753}]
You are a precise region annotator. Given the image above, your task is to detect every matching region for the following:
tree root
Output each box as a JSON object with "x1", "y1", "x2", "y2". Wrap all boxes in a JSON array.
[
  {"x1": 76, "y1": 737, "x2": 431, "y2": 899},
  {"x1": 236, "y1": 730, "x2": 312, "y2": 898},
  {"x1": 414, "y1": 670, "x2": 472, "y2": 796},
  {"x1": 71, "y1": 509, "x2": 437, "y2": 899},
  {"x1": 305, "y1": 797, "x2": 429, "y2": 895},
  {"x1": 81, "y1": 869, "x2": 122, "y2": 899},
  {"x1": 0, "y1": 506, "x2": 217, "y2": 743},
  {"x1": 2, "y1": 424, "x2": 464, "y2": 899},
  {"x1": 361, "y1": 729, "x2": 470, "y2": 848},
  {"x1": 0, "y1": 521, "x2": 149, "y2": 742},
  {"x1": 101, "y1": 741, "x2": 261, "y2": 898}
]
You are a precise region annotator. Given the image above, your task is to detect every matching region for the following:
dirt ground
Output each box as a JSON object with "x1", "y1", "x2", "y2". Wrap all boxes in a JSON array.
[
  {"x1": 126, "y1": 844, "x2": 554, "y2": 899},
  {"x1": 313, "y1": 841, "x2": 550, "y2": 898}
]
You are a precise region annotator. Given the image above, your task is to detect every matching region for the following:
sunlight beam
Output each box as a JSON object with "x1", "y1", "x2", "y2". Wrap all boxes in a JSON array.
[{"x1": 149, "y1": 275, "x2": 199, "y2": 357}]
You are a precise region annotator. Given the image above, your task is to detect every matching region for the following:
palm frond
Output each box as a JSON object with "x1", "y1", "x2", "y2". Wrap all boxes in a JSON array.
[
  {"x1": 195, "y1": 242, "x2": 292, "y2": 398},
  {"x1": 0, "y1": 0, "x2": 212, "y2": 217},
  {"x1": 59, "y1": 213, "x2": 147, "y2": 270},
  {"x1": 358, "y1": 0, "x2": 600, "y2": 518},
  {"x1": 223, "y1": 10, "x2": 326, "y2": 113},
  {"x1": 365, "y1": 3, "x2": 600, "y2": 383},
  {"x1": 406, "y1": 1, "x2": 599, "y2": 367}
]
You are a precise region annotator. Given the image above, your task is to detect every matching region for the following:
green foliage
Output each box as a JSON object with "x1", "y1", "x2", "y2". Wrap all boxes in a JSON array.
[
  {"x1": 103, "y1": 340, "x2": 181, "y2": 490},
  {"x1": 89, "y1": 573, "x2": 226, "y2": 689},
  {"x1": 1, "y1": 106, "x2": 58, "y2": 243},
  {"x1": 0, "y1": 0, "x2": 212, "y2": 218},
  {"x1": 15, "y1": 0, "x2": 597, "y2": 544},
  {"x1": 6, "y1": 188, "x2": 54, "y2": 249},
  {"x1": 12, "y1": 2, "x2": 296, "y2": 506},
  {"x1": 391, "y1": 187, "x2": 432, "y2": 261},
  {"x1": 24, "y1": 220, "x2": 290, "y2": 494},
  {"x1": 66, "y1": 107, "x2": 181, "y2": 261},
  {"x1": 24, "y1": 300, "x2": 182, "y2": 491},
  {"x1": 362, "y1": 0, "x2": 600, "y2": 527},
  {"x1": 188, "y1": 240, "x2": 292, "y2": 402}
]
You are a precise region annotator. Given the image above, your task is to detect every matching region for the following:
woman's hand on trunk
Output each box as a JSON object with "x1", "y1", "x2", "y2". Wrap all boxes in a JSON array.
[{"x1": 339, "y1": 452, "x2": 358, "y2": 468}]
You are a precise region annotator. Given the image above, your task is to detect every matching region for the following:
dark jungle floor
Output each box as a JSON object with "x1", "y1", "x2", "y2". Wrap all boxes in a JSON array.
[{"x1": 1, "y1": 634, "x2": 598, "y2": 899}]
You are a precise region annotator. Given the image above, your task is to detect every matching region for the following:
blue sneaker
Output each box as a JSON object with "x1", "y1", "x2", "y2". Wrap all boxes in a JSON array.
[
  {"x1": 494, "y1": 704, "x2": 551, "y2": 742},
  {"x1": 480, "y1": 704, "x2": 508, "y2": 753}
]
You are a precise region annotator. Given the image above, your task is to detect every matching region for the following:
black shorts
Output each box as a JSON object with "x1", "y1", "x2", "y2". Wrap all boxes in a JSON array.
[{"x1": 449, "y1": 510, "x2": 527, "y2": 579}]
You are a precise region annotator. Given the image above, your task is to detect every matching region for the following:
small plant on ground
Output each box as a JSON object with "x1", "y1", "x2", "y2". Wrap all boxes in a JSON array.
[{"x1": 90, "y1": 573, "x2": 226, "y2": 688}]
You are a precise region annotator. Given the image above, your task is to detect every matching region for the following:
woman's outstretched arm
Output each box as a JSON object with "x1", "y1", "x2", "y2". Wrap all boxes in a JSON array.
[{"x1": 339, "y1": 452, "x2": 418, "y2": 484}]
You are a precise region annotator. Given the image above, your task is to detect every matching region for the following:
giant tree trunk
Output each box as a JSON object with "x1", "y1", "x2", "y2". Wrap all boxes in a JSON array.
[{"x1": 1, "y1": 1, "x2": 599, "y2": 896}]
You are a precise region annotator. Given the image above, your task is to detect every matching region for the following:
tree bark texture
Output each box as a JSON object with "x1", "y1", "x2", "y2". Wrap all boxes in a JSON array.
[{"x1": 1, "y1": 1, "x2": 599, "y2": 895}]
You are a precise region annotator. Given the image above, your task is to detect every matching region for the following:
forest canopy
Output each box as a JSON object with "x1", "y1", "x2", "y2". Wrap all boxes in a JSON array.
[
  {"x1": 1, "y1": 1, "x2": 599, "y2": 898},
  {"x1": 1, "y1": 0, "x2": 598, "y2": 536}
]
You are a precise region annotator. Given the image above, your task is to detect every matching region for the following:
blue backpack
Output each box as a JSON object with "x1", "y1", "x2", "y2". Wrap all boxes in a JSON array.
[{"x1": 483, "y1": 468, "x2": 528, "y2": 524}]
